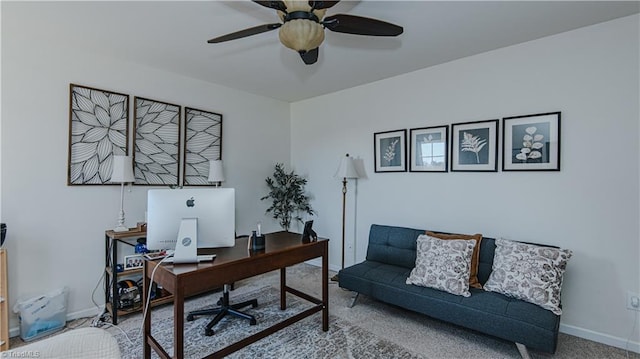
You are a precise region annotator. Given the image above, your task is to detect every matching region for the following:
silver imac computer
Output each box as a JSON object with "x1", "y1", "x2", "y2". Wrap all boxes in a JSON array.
[{"x1": 146, "y1": 188, "x2": 236, "y2": 263}]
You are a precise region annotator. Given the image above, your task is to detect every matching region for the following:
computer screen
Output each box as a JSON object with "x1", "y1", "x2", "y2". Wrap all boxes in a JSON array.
[{"x1": 146, "y1": 188, "x2": 236, "y2": 251}]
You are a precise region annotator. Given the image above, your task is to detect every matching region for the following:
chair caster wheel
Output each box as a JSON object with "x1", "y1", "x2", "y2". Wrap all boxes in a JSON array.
[
  {"x1": 252, "y1": 302, "x2": 258, "y2": 308},
  {"x1": 250, "y1": 319, "x2": 257, "y2": 325},
  {"x1": 205, "y1": 329, "x2": 214, "y2": 336},
  {"x1": 217, "y1": 298, "x2": 222, "y2": 305},
  {"x1": 186, "y1": 314, "x2": 194, "y2": 321}
]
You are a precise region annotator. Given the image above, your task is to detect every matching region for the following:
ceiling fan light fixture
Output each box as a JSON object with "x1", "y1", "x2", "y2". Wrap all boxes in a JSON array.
[
  {"x1": 279, "y1": 19, "x2": 325, "y2": 52},
  {"x1": 208, "y1": 1, "x2": 404, "y2": 65}
]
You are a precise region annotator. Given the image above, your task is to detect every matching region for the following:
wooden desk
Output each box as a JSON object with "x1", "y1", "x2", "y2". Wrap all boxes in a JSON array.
[{"x1": 143, "y1": 232, "x2": 329, "y2": 359}]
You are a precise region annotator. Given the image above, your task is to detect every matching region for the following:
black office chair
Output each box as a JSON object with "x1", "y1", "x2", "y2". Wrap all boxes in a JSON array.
[{"x1": 186, "y1": 235, "x2": 258, "y2": 336}]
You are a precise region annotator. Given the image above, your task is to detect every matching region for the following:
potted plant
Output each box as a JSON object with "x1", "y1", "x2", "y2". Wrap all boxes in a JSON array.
[{"x1": 261, "y1": 163, "x2": 314, "y2": 232}]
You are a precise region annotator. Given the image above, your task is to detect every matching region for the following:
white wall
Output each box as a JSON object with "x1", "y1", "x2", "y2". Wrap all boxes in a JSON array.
[
  {"x1": 2, "y1": 1, "x2": 639, "y2": 351},
  {"x1": 291, "y1": 15, "x2": 640, "y2": 350},
  {"x1": 1, "y1": 7, "x2": 290, "y2": 330}
]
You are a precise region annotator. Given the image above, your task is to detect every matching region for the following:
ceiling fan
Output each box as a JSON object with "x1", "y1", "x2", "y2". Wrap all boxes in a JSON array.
[{"x1": 207, "y1": 0, "x2": 403, "y2": 65}]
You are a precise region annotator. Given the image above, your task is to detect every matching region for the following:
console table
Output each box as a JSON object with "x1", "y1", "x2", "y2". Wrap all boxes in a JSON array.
[{"x1": 143, "y1": 231, "x2": 329, "y2": 359}]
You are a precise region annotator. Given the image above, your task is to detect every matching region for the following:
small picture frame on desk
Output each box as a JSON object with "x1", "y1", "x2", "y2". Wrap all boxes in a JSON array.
[
  {"x1": 136, "y1": 222, "x2": 147, "y2": 232},
  {"x1": 124, "y1": 254, "x2": 144, "y2": 270}
]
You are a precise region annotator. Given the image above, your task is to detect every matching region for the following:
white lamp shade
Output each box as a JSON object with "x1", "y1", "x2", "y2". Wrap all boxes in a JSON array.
[
  {"x1": 110, "y1": 155, "x2": 135, "y2": 183},
  {"x1": 334, "y1": 154, "x2": 360, "y2": 179},
  {"x1": 208, "y1": 160, "x2": 225, "y2": 182}
]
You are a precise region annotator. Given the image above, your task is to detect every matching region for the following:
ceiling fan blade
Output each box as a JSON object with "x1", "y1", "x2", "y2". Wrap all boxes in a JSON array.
[
  {"x1": 207, "y1": 23, "x2": 282, "y2": 43},
  {"x1": 299, "y1": 48, "x2": 319, "y2": 65},
  {"x1": 253, "y1": 1, "x2": 287, "y2": 12},
  {"x1": 323, "y1": 14, "x2": 403, "y2": 36},
  {"x1": 309, "y1": 1, "x2": 340, "y2": 10}
]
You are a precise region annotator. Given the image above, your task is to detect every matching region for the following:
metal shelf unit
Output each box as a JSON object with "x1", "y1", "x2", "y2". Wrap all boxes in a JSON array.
[{"x1": 104, "y1": 229, "x2": 171, "y2": 325}]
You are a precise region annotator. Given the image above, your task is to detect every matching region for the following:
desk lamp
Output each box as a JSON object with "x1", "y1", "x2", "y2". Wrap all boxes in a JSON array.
[
  {"x1": 111, "y1": 155, "x2": 135, "y2": 232},
  {"x1": 208, "y1": 160, "x2": 225, "y2": 187},
  {"x1": 332, "y1": 154, "x2": 360, "y2": 281}
]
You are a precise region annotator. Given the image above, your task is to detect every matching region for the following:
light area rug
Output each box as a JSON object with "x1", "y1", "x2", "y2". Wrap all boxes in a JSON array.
[
  {"x1": 109, "y1": 284, "x2": 424, "y2": 359},
  {"x1": 9, "y1": 262, "x2": 639, "y2": 358}
]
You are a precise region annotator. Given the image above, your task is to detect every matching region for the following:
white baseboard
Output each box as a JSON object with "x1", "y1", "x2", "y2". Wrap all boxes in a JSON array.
[
  {"x1": 9, "y1": 306, "x2": 103, "y2": 338},
  {"x1": 304, "y1": 258, "x2": 338, "y2": 272},
  {"x1": 560, "y1": 323, "x2": 640, "y2": 354}
]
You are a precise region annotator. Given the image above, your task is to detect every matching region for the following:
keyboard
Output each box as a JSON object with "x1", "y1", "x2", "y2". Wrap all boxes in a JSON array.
[
  {"x1": 143, "y1": 251, "x2": 171, "y2": 260},
  {"x1": 162, "y1": 254, "x2": 216, "y2": 264}
]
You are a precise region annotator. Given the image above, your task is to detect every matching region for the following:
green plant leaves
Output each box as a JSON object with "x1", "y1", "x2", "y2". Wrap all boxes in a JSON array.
[{"x1": 261, "y1": 163, "x2": 314, "y2": 231}]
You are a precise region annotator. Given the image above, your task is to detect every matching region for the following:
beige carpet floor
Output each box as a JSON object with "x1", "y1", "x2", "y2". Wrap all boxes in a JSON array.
[
  {"x1": 262, "y1": 264, "x2": 639, "y2": 359},
  {"x1": 9, "y1": 263, "x2": 640, "y2": 358}
]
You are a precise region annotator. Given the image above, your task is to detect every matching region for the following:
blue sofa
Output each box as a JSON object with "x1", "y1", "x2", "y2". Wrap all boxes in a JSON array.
[{"x1": 338, "y1": 224, "x2": 561, "y2": 355}]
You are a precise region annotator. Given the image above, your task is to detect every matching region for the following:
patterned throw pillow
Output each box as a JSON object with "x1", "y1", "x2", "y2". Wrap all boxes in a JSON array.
[
  {"x1": 426, "y1": 231, "x2": 483, "y2": 289},
  {"x1": 483, "y1": 238, "x2": 572, "y2": 315},
  {"x1": 406, "y1": 235, "x2": 476, "y2": 297}
]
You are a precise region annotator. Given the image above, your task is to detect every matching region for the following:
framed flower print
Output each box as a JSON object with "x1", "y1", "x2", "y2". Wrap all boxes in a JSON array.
[
  {"x1": 451, "y1": 119, "x2": 499, "y2": 172},
  {"x1": 374, "y1": 129, "x2": 407, "y2": 173},
  {"x1": 502, "y1": 112, "x2": 560, "y2": 171}
]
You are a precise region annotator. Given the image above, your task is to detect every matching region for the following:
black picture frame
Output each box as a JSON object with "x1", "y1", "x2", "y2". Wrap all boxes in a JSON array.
[
  {"x1": 374, "y1": 129, "x2": 407, "y2": 173},
  {"x1": 68, "y1": 84, "x2": 129, "y2": 185},
  {"x1": 301, "y1": 220, "x2": 317, "y2": 243},
  {"x1": 502, "y1": 112, "x2": 561, "y2": 171},
  {"x1": 183, "y1": 107, "x2": 223, "y2": 186},
  {"x1": 409, "y1": 125, "x2": 449, "y2": 172},
  {"x1": 133, "y1": 97, "x2": 181, "y2": 186},
  {"x1": 451, "y1": 119, "x2": 499, "y2": 172}
]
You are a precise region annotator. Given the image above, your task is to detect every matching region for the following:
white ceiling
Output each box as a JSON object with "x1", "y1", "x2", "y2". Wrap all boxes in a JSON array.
[{"x1": 8, "y1": 1, "x2": 639, "y2": 102}]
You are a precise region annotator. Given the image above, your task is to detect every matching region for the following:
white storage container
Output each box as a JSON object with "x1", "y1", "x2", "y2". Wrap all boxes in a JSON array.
[{"x1": 13, "y1": 287, "x2": 68, "y2": 341}]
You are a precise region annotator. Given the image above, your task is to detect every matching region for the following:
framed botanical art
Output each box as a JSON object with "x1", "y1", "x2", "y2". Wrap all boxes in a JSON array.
[
  {"x1": 133, "y1": 97, "x2": 181, "y2": 186},
  {"x1": 68, "y1": 84, "x2": 129, "y2": 185},
  {"x1": 183, "y1": 107, "x2": 223, "y2": 186},
  {"x1": 409, "y1": 126, "x2": 448, "y2": 172},
  {"x1": 374, "y1": 129, "x2": 407, "y2": 172},
  {"x1": 502, "y1": 112, "x2": 561, "y2": 171},
  {"x1": 451, "y1": 119, "x2": 499, "y2": 172}
]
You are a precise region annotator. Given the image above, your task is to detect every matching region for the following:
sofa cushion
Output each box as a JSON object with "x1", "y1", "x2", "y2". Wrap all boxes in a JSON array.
[
  {"x1": 406, "y1": 235, "x2": 476, "y2": 297},
  {"x1": 366, "y1": 225, "x2": 424, "y2": 269},
  {"x1": 483, "y1": 238, "x2": 572, "y2": 315},
  {"x1": 426, "y1": 231, "x2": 483, "y2": 288}
]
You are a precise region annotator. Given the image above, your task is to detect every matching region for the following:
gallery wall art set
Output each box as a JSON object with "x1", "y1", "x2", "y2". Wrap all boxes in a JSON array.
[
  {"x1": 374, "y1": 112, "x2": 560, "y2": 173},
  {"x1": 68, "y1": 84, "x2": 222, "y2": 186}
]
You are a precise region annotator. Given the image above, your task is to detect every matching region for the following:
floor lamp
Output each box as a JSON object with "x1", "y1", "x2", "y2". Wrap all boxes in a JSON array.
[
  {"x1": 111, "y1": 155, "x2": 135, "y2": 232},
  {"x1": 332, "y1": 154, "x2": 360, "y2": 281}
]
